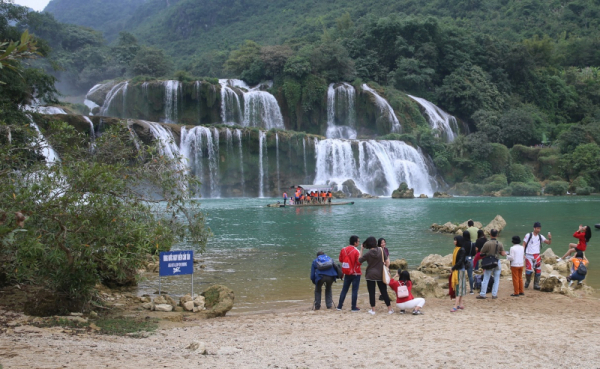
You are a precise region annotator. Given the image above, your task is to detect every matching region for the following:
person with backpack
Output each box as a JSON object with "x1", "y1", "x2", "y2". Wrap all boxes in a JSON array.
[
  {"x1": 567, "y1": 250, "x2": 589, "y2": 286},
  {"x1": 506, "y1": 235, "x2": 525, "y2": 297},
  {"x1": 358, "y1": 236, "x2": 393, "y2": 315},
  {"x1": 336, "y1": 235, "x2": 362, "y2": 312},
  {"x1": 462, "y1": 230, "x2": 476, "y2": 294},
  {"x1": 558, "y1": 225, "x2": 592, "y2": 261},
  {"x1": 310, "y1": 251, "x2": 339, "y2": 310},
  {"x1": 389, "y1": 270, "x2": 425, "y2": 315},
  {"x1": 472, "y1": 229, "x2": 487, "y2": 271},
  {"x1": 523, "y1": 222, "x2": 552, "y2": 290},
  {"x1": 476, "y1": 229, "x2": 507, "y2": 300}
]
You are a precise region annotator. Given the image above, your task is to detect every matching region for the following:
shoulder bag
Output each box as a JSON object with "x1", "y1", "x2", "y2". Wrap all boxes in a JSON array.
[
  {"x1": 381, "y1": 248, "x2": 391, "y2": 285},
  {"x1": 481, "y1": 242, "x2": 499, "y2": 270}
]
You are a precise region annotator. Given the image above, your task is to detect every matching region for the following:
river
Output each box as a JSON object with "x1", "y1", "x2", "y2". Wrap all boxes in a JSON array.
[{"x1": 138, "y1": 196, "x2": 600, "y2": 313}]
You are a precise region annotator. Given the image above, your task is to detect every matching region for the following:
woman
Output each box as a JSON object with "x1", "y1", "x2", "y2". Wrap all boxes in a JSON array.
[
  {"x1": 358, "y1": 236, "x2": 393, "y2": 315},
  {"x1": 567, "y1": 250, "x2": 589, "y2": 286},
  {"x1": 462, "y1": 230, "x2": 476, "y2": 294},
  {"x1": 389, "y1": 270, "x2": 425, "y2": 315},
  {"x1": 450, "y1": 235, "x2": 467, "y2": 312},
  {"x1": 377, "y1": 238, "x2": 390, "y2": 301},
  {"x1": 558, "y1": 225, "x2": 592, "y2": 261},
  {"x1": 472, "y1": 229, "x2": 487, "y2": 270}
]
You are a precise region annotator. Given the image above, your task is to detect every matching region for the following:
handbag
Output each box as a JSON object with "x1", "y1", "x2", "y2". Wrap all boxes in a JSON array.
[
  {"x1": 481, "y1": 242, "x2": 499, "y2": 270},
  {"x1": 396, "y1": 282, "x2": 409, "y2": 298},
  {"x1": 381, "y1": 248, "x2": 391, "y2": 285}
]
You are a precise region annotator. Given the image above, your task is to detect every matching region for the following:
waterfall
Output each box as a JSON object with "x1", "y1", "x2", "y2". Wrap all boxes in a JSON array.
[
  {"x1": 29, "y1": 120, "x2": 60, "y2": 163},
  {"x1": 83, "y1": 116, "x2": 95, "y2": 151},
  {"x1": 180, "y1": 126, "x2": 220, "y2": 198},
  {"x1": 258, "y1": 131, "x2": 266, "y2": 198},
  {"x1": 219, "y1": 79, "x2": 243, "y2": 124},
  {"x1": 163, "y1": 80, "x2": 180, "y2": 123},
  {"x1": 275, "y1": 133, "x2": 280, "y2": 194},
  {"x1": 235, "y1": 129, "x2": 245, "y2": 196},
  {"x1": 195, "y1": 81, "x2": 202, "y2": 124},
  {"x1": 242, "y1": 91, "x2": 285, "y2": 130},
  {"x1": 302, "y1": 137, "x2": 308, "y2": 181},
  {"x1": 361, "y1": 84, "x2": 402, "y2": 134},
  {"x1": 314, "y1": 139, "x2": 435, "y2": 196},
  {"x1": 408, "y1": 95, "x2": 459, "y2": 142},
  {"x1": 100, "y1": 81, "x2": 128, "y2": 117},
  {"x1": 28, "y1": 106, "x2": 67, "y2": 115},
  {"x1": 326, "y1": 83, "x2": 357, "y2": 139},
  {"x1": 225, "y1": 128, "x2": 233, "y2": 158}
]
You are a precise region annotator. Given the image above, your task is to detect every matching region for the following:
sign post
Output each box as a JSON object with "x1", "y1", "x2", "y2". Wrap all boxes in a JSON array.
[{"x1": 158, "y1": 250, "x2": 194, "y2": 296}]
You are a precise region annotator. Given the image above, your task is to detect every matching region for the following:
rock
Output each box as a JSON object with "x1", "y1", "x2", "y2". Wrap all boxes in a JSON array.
[
  {"x1": 85, "y1": 80, "x2": 119, "y2": 106},
  {"x1": 186, "y1": 341, "x2": 207, "y2": 354},
  {"x1": 141, "y1": 302, "x2": 154, "y2": 310},
  {"x1": 174, "y1": 306, "x2": 184, "y2": 312},
  {"x1": 555, "y1": 260, "x2": 569, "y2": 273},
  {"x1": 417, "y1": 254, "x2": 452, "y2": 276},
  {"x1": 145, "y1": 262, "x2": 159, "y2": 273},
  {"x1": 389, "y1": 259, "x2": 408, "y2": 271},
  {"x1": 482, "y1": 215, "x2": 507, "y2": 235},
  {"x1": 409, "y1": 271, "x2": 447, "y2": 298},
  {"x1": 418, "y1": 194, "x2": 428, "y2": 198},
  {"x1": 542, "y1": 264, "x2": 554, "y2": 274},
  {"x1": 180, "y1": 294, "x2": 193, "y2": 306},
  {"x1": 359, "y1": 193, "x2": 378, "y2": 199},
  {"x1": 500, "y1": 260, "x2": 511, "y2": 276},
  {"x1": 391, "y1": 182, "x2": 414, "y2": 199},
  {"x1": 433, "y1": 192, "x2": 453, "y2": 198},
  {"x1": 154, "y1": 304, "x2": 173, "y2": 312},
  {"x1": 541, "y1": 248, "x2": 558, "y2": 265},
  {"x1": 140, "y1": 296, "x2": 151, "y2": 303},
  {"x1": 193, "y1": 296, "x2": 206, "y2": 309},
  {"x1": 341, "y1": 179, "x2": 363, "y2": 198},
  {"x1": 60, "y1": 316, "x2": 88, "y2": 324},
  {"x1": 201, "y1": 285, "x2": 234, "y2": 318},
  {"x1": 331, "y1": 191, "x2": 346, "y2": 199},
  {"x1": 540, "y1": 275, "x2": 572, "y2": 295},
  {"x1": 70, "y1": 312, "x2": 83, "y2": 317},
  {"x1": 153, "y1": 295, "x2": 167, "y2": 305},
  {"x1": 183, "y1": 301, "x2": 195, "y2": 311},
  {"x1": 89, "y1": 311, "x2": 98, "y2": 319}
]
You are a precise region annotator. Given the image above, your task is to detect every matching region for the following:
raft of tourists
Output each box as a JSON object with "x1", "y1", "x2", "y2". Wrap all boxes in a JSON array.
[{"x1": 267, "y1": 185, "x2": 355, "y2": 207}]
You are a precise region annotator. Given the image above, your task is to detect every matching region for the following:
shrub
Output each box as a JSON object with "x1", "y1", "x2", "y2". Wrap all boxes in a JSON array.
[
  {"x1": 508, "y1": 163, "x2": 535, "y2": 183},
  {"x1": 569, "y1": 176, "x2": 589, "y2": 192},
  {"x1": 483, "y1": 174, "x2": 508, "y2": 192},
  {"x1": 544, "y1": 181, "x2": 569, "y2": 196},
  {"x1": 450, "y1": 182, "x2": 485, "y2": 196},
  {"x1": 510, "y1": 182, "x2": 541, "y2": 196},
  {"x1": 576, "y1": 187, "x2": 593, "y2": 195}
]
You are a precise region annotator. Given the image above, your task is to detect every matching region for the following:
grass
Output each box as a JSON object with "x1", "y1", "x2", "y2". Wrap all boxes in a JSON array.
[{"x1": 35, "y1": 316, "x2": 159, "y2": 338}]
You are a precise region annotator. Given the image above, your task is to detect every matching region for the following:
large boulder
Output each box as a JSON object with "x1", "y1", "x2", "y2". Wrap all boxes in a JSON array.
[
  {"x1": 341, "y1": 180, "x2": 363, "y2": 198},
  {"x1": 389, "y1": 259, "x2": 408, "y2": 271},
  {"x1": 331, "y1": 191, "x2": 346, "y2": 199},
  {"x1": 540, "y1": 275, "x2": 573, "y2": 295},
  {"x1": 391, "y1": 182, "x2": 414, "y2": 199},
  {"x1": 433, "y1": 192, "x2": 453, "y2": 198},
  {"x1": 201, "y1": 285, "x2": 234, "y2": 318},
  {"x1": 500, "y1": 259, "x2": 511, "y2": 276},
  {"x1": 409, "y1": 271, "x2": 447, "y2": 298},
  {"x1": 482, "y1": 215, "x2": 507, "y2": 235},
  {"x1": 418, "y1": 254, "x2": 452, "y2": 276},
  {"x1": 554, "y1": 260, "x2": 569, "y2": 273},
  {"x1": 541, "y1": 248, "x2": 558, "y2": 265}
]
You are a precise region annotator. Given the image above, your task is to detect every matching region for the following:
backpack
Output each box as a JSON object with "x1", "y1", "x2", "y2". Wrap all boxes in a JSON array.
[
  {"x1": 332, "y1": 262, "x2": 343, "y2": 278},
  {"x1": 576, "y1": 260, "x2": 587, "y2": 276},
  {"x1": 341, "y1": 247, "x2": 354, "y2": 274},
  {"x1": 524, "y1": 233, "x2": 543, "y2": 253},
  {"x1": 316, "y1": 254, "x2": 334, "y2": 270}
]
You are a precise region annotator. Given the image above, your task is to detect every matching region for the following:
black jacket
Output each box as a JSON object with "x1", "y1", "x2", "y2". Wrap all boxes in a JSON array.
[{"x1": 452, "y1": 247, "x2": 466, "y2": 271}]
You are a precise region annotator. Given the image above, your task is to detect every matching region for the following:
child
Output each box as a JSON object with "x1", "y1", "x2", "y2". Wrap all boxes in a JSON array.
[{"x1": 506, "y1": 235, "x2": 525, "y2": 296}]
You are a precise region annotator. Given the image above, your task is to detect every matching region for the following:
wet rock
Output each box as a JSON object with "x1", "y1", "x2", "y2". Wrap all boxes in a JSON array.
[
  {"x1": 201, "y1": 285, "x2": 234, "y2": 318},
  {"x1": 331, "y1": 191, "x2": 346, "y2": 199},
  {"x1": 391, "y1": 182, "x2": 414, "y2": 199},
  {"x1": 154, "y1": 304, "x2": 173, "y2": 312},
  {"x1": 418, "y1": 194, "x2": 428, "y2": 198},
  {"x1": 433, "y1": 192, "x2": 453, "y2": 198},
  {"x1": 359, "y1": 193, "x2": 378, "y2": 199},
  {"x1": 483, "y1": 215, "x2": 507, "y2": 235},
  {"x1": 541, "y1": 248, "x2": 558, "y2": 265},
  {"x1": 389, "y1": 259, "x2": 408, "y2": 271},
  {"x1": 341, "y1": 179, "x2": 363, "y2": 198}
]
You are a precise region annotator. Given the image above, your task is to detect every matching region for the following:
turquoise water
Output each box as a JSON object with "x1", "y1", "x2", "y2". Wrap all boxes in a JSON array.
[{"x1": 139, "y1": 196, "x2": 600, "y2": 312}]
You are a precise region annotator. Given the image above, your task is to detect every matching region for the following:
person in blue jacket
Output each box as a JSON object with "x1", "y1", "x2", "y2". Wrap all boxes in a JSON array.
[{"x1": 311, "y1": 251, "x2": 339, "y2": 310}]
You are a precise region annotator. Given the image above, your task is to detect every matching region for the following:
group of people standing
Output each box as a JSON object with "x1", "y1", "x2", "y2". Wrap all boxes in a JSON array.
[
  {"x1": 450, "y1": 221, "x2": 591, "y2": 311},
  {"x1": 311, "y1": 220, "x2": 591, "y2": 315},
  {"x1": 283, "y1": 188, "x2": 332, "y2": 206},
  {"x1": 311, "y1": 235, "x2": 425, "y2": 315}
]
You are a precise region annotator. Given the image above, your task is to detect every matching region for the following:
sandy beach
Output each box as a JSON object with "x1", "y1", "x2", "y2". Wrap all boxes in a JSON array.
[{"x1": 1, "y1": 279, "x2": 599, "y2": 369}]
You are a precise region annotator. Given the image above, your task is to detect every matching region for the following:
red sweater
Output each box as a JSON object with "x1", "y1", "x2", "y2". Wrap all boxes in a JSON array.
[
  {"x1": 573, "y1": 231, "x2": 587, "y2": 251},
  {"x1": 339, "y1": 246, "x2": 362, "y2": 275},
  {"x1": 389, "y1": 279, "x2": 414, "y2": 303}
]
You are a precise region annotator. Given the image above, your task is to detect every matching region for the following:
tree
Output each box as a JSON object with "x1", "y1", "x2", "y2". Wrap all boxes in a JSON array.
[{"x1": 131, "y1": 47, "x2": 170, "y2": 77}]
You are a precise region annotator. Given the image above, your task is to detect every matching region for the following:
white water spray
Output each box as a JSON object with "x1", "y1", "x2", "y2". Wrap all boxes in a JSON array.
[
  {"x1": 361, "y1": 84, "x2": 402, "y2": 134},
  {"x1": 408, "y1": 95, "x2": 459, "y2": 142}
]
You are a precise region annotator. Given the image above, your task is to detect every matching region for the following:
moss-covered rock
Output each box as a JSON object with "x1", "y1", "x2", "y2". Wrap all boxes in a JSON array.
[{"x1": 201, "y1": 285, "x2": 234, "y2": 318}]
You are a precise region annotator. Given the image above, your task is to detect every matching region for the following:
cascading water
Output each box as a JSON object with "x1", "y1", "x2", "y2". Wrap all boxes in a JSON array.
[
  {"x1": 408, "y1": 95, "x2": 459, "y2": 142},
  {"x1": 235, "y1": 129, "x2": 245, "y2": 196},
  {"x1": 29, "y1": 120, "x2": 60, "y2": 163},
  {"x1": 100, "y1": 81, "x2": 128, "y2": 117},
  {"x1": 361, "y1": 84, "x2": 402, "y2": 134},
  {"x1": 302, "y1": 138, "x2": 308, "y2": 181},
  {"x1": 326, "y1": 83, "x2": 357, "y2": 139},
  {"x1": 275, "y1": 133, "x2": 280, "y2": 194},
  {"x1": 195, "y1": 81, "x2": 202, "y2": 124},
  {"x1": 163, "y1": 80, "x2": 180, "y2": 123},
  {"x1": 242, "y1": 91, "x2": 285, "y2": 130},
  {"x1": 219, "y1": 79, "x2": 243, "y2": 124},
  {"x1": 180, "y1": 126, "x2": 220, "y2": 198},
  {"x1": 314, "y1": 139, "x2": 435, "y2": 196},
  {"x1": 83, "y1": 116, "x2": 95, "y2": 151},
  {"x1": 258, "y1": 131, "x2": 266, "y2": 198}
]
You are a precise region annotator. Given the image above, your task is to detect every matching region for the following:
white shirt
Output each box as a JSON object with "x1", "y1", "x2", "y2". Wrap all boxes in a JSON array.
[
  {"x1": 523, "y1": 232, "x2": 546, "y2": 255},
  {"x1": 507, "y1": 244, "x2": 525, "y2": 267}
]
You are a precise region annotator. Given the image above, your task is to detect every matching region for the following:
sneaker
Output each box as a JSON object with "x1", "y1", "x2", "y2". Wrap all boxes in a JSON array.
[
  {"x1": 412, "y1": 310, "x2": 423, "y2": 315},
  {"x1": 399, "y1": 310, "x2": 405, "y2": 314},
  {"x1": 519, "y1": 293, "x2": 525, "y2": 296},
  {"x1": 492, "y1": 296, "x2": 498, "y2": 299},
  {"x1": 510, "y1": 294, "x2": 519, "y2": 297},
  {"x1": 336, "y1": 307, "x2": 342, "y2": 311},
  {"x1": 367, "y1": 309, "x2": 376, "y2": 315},
  {"x1": 556, "y1": 258, "x2": 563, "y2": 262},
  {"x1": 476, "y1": 295, "x2": 487, "y2": 299},
  {"x1": 470, "y1": 290, "x2": 474, "y2": 295},
  {"x1": 351, "y1": 308, "x2": 361, "y2": 312},
  {"x1": 388, "y1": 309, "x2": 394, "y2": 315}
]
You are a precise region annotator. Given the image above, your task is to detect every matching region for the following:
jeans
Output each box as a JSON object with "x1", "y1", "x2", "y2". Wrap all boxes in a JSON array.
[
  {"x1": 569, "y1": 271, "x2": 586, "y2": 282},
  {"x1": 315, "y1": 275, "x2": 334, "y2": 309},
  {"x1": 367, "y1": 280, "x2": 390, "y2": 307},
  {"x1": 480, "y1": 263, "x2": 501, "y2": 297},
  {"x1": 465, "y1": 256, "x2": 474, "y2": 291},
  {"x1": 337, "y1": 274, "x2": 361, "y2": 310}
]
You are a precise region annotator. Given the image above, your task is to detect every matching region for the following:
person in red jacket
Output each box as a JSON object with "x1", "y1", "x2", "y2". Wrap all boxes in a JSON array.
[
  {"x1": 336, "y1": 235, "x2": 362, "y2": 312},
  {"x1": 558, "y1": 225, "x2": 591, "y2": 261},
  {"x1": 389, "y1": 270, "x2": 425, "y2": 315}
]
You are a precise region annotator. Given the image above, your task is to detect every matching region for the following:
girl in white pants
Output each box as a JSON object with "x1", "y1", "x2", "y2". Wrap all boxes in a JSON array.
[{"x1": 389, "y1": 270, "x2": 426, "y2": 315}]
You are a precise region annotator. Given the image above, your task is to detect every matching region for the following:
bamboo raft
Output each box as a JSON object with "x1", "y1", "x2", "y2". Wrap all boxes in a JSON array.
[{"x1": 266, "y1": 201, "x2": 354, "y2": 208}]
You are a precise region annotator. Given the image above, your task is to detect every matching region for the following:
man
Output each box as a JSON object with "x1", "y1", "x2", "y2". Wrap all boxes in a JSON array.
[
  {"x1": 282, "y1": 191, "x2": 287, "y2": 206},
  {"x1": 336, "y1": 235, "x2": 362, "y2": 312},
  {"x1": 466, "y1": 220, "x2": 479, "y2": 246},
  {"x1": 523, "y1": 222, "x2": 552, "y2": 290},
  {"x1": 310, "y1": 251, "x2": 338, "y2": 310},
  {"x1": 476, "y1": 229, "x2": 507, "y2": 299}
]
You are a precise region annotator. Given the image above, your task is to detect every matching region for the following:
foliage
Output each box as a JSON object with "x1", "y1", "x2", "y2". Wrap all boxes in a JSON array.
[
  {"x1": 544, "y1": 181, "x2": 569, "y2": 196},
  {"x1": 507, "y1": 163, "x2": 535, "y2": 183},
  {"x1": 131, "y1": 47, "x2": 171, "y2": 77},
  {"x1": 509, "y1": 182, "x2": 541, "y2": 196}
]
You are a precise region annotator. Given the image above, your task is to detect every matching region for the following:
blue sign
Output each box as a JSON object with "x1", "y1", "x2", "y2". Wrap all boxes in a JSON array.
[{"x1": 159, "y1": 250, "x2": 194, "y2": 276}]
